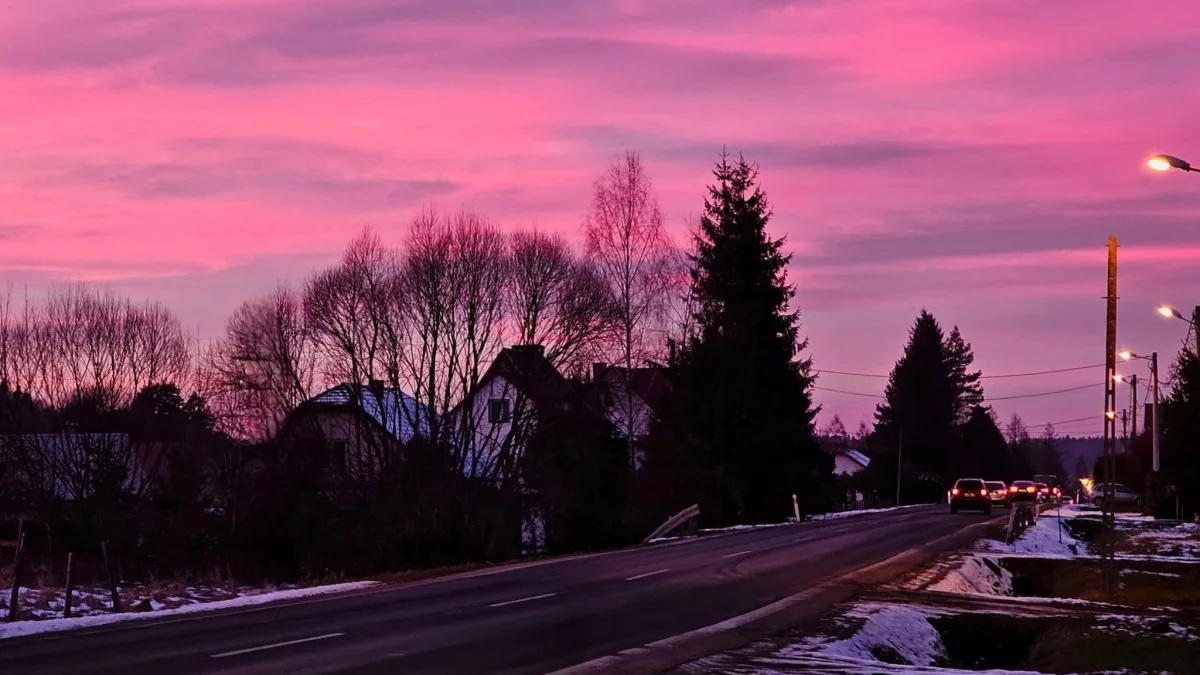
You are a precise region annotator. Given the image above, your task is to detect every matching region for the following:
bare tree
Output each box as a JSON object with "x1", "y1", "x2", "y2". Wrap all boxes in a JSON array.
[
  {"x1": 584, "y1": 151, "x2": 674, "y2": 462},
  {"x1": 446, "y1": 210, "x2": 509, "y2": 399},
  {"x1": 304, "y1": 227, "x2": 397, "y2": 387},
  {"x1": 202, "y1": 286, "x2": 318, "y2": 440},
  {"x1": 508, "y1": 230, "x2": 617, "y2": 373}
]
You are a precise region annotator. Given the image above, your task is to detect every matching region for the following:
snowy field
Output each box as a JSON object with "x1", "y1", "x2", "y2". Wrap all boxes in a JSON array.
[{"x1": 0, "y1": 581, "x2": 378, "y2": 639}]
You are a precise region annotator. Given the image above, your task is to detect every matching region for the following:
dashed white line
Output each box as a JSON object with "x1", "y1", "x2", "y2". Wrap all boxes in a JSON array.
[
  {"x1": 210, "y1": 632, "x2": 345, "y2": 658},
  {"x1": 721, "y1": 550, "x2": 752, "y2": 559},
  {"x1": 488, "y1": 592, "x2": 558, "y2": 608},
  {"x1": 625, "y1": 568, "x2": 671, "y2": 581}
]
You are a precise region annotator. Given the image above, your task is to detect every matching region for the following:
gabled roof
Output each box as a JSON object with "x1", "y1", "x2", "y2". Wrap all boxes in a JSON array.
[
  {"x1": 842, "y1": 449, "x2": 871, "y2": 468},
  {"x1": 305, "y1": 383, "x2": 432, "y2": 443},
  {"x1": 0, "y1": 433, "x2": 145, "y2": 500},
  {"x1": 470, "y1": 345, "x2": 606, "y2": 428},
  {"x1": 593, "y1": 363, "x2": 671, "y2": 413}
]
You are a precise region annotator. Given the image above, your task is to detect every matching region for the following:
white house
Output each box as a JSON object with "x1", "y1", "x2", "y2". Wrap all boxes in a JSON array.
[{"x1": 834, "y1": 448, "x2": 871, "y2": 475}]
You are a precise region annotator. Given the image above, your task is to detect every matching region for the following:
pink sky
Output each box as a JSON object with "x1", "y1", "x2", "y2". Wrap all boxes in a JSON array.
[{"x1": 3, "y1": 0, "x2": 1200, "y2": 435}]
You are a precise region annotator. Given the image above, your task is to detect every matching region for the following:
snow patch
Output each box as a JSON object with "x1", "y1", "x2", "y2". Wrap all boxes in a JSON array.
[
  {"x1": 980, "y1": 513, "x2": 1080, "y2": 556},
  {"x1": 929, "y1": 555, "x2": 1012, "y2": 596},
  {"x1": 809, "y1": 504, "x2": 930, "y2": 521},
  {"x1": 0, "y1": 581, "x2": 379, "y2": 640},
  {"x1": 818, "y1": 606, "x2": 946, "y2": 667}
]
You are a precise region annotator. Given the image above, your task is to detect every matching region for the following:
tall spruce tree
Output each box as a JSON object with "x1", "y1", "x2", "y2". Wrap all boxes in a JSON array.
[
  {"x1": 871, "y1": 311, "x2": 988, "y2": 498},
  {"x1": 945, "y1": 326, "x2": 984, "y2": 424},
  {"x1": 1159, "y1": 349, "x2": 1200, "y2": 519},
  {"x1": 667, "y1": 153, "x2": 830, "y2": 525},
  {"x1": 873, "y1": 311, "x2": 957, "y2": 491},
  {"x1": 958, "y1": 405, "x2": 1008, "y2": 478}
]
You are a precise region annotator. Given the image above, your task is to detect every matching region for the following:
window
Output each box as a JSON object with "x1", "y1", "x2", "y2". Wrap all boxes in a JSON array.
[
  {"x1": 954, "y1": 479, "x2": 984, "y2": 490},
  {"x1": 488, "y1": 398, "x2": 511, "y2": 423}
]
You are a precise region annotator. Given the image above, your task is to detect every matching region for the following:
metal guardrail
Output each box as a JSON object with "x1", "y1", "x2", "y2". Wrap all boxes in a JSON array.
[{"x1": 644, "y1": 503, "x2": 700, "y2": 542}]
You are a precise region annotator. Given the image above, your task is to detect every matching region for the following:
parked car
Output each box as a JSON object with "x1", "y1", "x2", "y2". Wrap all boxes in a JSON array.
[
  {"x1": 1009, "y1": 480, "x2": 1039, "y2": 503},
  {"x1": 1090, "y1": 483, "x2": 1144, "y2": 507},
  {"x1": 985, "y1": 481, "x2": 1009, "y2": 508},
  {"x1": 950, "y1": 478, "x2": 993, "y2": 514}
]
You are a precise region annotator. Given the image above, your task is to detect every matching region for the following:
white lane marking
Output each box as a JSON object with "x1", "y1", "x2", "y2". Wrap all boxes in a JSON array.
[
  {"x1": 625, "y1": 568, "x2": 671, "y2": 581},
  {"x1": 487, "y1": 592, "x2": 558, "y2": 608},
  {"x1": 721, "y1": 550, "x2": 752, "y2": 559},
  {"x1": 210, "y1": 632, "x2": 345, "y2": 658}
]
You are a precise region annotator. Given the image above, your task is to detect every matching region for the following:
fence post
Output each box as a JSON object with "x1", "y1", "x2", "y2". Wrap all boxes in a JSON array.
[
  {"x1": 6, "y1": 530, "x2": 26, "y2": 623},
  {"x1": 792, "y1": 494, "x2": 800, "y2": 522},
  {"x1": 63, "y1": 552, "x2": 76, "y2": 619},
  {"x1": 101, "y1": 541, "x2": 121, "y2": 613}
]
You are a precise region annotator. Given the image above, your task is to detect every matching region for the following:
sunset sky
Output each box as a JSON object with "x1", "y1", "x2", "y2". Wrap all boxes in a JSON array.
[{"x1": 3, "y1": 0, "x2": 1200, "y2": 434}]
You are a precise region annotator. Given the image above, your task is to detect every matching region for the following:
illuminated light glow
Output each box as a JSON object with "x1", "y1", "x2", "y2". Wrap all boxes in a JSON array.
[
  {"x1": 1118, "y1": 351, "x2": 1133, "y2": 361},
  {"x1": 1148, "y1": 156, "x2": 1172, "y2": 171},
  {"x1": 1158, "y1": 305, "x2": 1176, "y2": 318},
  {"x1": 1105, "y1": 410, "x2": 1116, "y2": 419},
  {"x1": 1113, "y1": 374, "x2": 1124, "y2": 382}
]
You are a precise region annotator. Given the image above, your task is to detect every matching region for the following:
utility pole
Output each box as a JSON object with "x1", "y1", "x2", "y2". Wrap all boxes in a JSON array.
[
  {"x1": 1193, "y1": 306, "x2": 1200, "y2": 356},
  {"x1": 896, "y1": 429, "x2": 903, "y2": 507},
  {"x1": 1130, "y1": 374, "x2": 1138, "y2": 438},
  {"x1": 1120, "y1": 409, "x2": 1128, "y2": 453},
  {"x1": 1101, "y1": 236, "x2": 1118, "y2": 597},
  {"x1": 1151, "y1": 352, "x2": 1160, "y2": 473}
]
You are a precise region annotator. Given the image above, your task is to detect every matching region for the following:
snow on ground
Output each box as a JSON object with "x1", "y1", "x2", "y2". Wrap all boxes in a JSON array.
[
  {"x1": 815, "y1": 606, "x2": 945, "y2": 667},
  {"x1": 0, "y1": 581, "x2": 378, "y2": 640},
  {"x1": 809, "y1": 504, "x2": 930, "y2": 521},
  {"x1": 979, "y1": 510, "x2": 1080, "y2": 556},
  {"x1": 928, "y1": 555, "x2": 1012, "y2": 596}
]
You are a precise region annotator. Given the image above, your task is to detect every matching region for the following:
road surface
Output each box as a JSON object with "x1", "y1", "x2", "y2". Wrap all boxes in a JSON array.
[{"x1": 0, "y1": 506, "x2": 991, "y2": 675}]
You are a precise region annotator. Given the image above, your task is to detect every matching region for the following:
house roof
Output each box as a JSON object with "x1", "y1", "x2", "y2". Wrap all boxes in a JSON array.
[
  {"x1": 0, "y1": 433, "x2": 146, "y2": 500},
  {"x1": 306, "y1": 383, "x2": 432, "y2": 443},
  {"x1": 842, "y1": 449, "x2": 871, "y2": 468},
  {"x1": 593, "y1": 363, "x2": 671, "y2": 413}
]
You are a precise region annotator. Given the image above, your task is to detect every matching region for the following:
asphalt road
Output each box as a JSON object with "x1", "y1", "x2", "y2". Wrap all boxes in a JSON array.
[{"x1": 0, "y1": 506, "x2": 990, "y2": 675}]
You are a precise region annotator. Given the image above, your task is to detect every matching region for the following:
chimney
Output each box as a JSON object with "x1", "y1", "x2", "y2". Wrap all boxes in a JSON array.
[
  {"x1": 368, "y1": 378, "x2": 385, "y2": 398},
  {"x1": 511, "y1": 344, "x2": 545, "y2": 357},
  {"x1": 592, "y1": 362, "x2": 607, "y2": 381}
]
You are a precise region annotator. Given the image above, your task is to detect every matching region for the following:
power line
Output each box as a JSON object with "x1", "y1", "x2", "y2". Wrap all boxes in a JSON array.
[
  {"x1": 986, "y1": 382, "x2": 1101, "y2": 401},
  {"x1": 814, "y1": 363, "x2": 1105, "y2": 380},
  {"x1": 813, "y1": 382, "x2": 1101, "y2": 401}
]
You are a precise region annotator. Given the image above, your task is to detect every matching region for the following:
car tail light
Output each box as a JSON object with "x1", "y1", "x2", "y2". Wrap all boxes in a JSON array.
[
  {"x1": 981, "y1": 489, "x2": 989, "y2": 496},
  {"x1": 951, "y1": 488, "x2": 960, "y2": 495},
  {"x1": 1026, "y1": 487, "x2": 1035, "y2": 493},
  {"x1": 1009, "y1": 486, "x2": 1017, "y2": 493},
  {"x1": 1054, "y1": 487, "x2": 1061, "y2": 495}
]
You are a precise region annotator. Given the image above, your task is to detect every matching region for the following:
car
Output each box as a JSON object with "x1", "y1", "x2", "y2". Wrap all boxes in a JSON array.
[
  {"x1": 1035, "y1": 483, "x2": 1053, "y2": 502},
  {"x1": 950, "y1": 478, "x2": 993, "y2": 514},
  {"x1": 1008, "y1": 480, "x2": 1039, "y2": 503},
  {"x1": 1090, "y1": 483, "x2": 1144, "y2": 507},
  {"x1": 985, "y1": 481, "x2": 1009, "y2": 507}
]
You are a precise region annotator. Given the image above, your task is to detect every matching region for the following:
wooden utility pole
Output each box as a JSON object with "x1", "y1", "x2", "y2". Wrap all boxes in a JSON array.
[
  {"x1": 1130, "y1": 374, "x2": 1138, "y2": 439},
  {"x1": 1102, "y1": 236, "x2": 1118, "y2": 596}
]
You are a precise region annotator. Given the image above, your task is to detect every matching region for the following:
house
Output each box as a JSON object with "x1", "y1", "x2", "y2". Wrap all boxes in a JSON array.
[
  {"x1": 589, "y1": 361, "x2": 671, "y2": 468},
  {"x1": 0, "y1": 432, "x2": 152, "y2": 504},
  {"x1": 833, "y1": 448, "x2": 871, "y2": 475},
  {"x1": 819, "y1": 438, "x2": 871, "y2": 476},
  {"x1": 279, "y1": 380, "x2": 432, "y2": 479},
  {"x1": 450, "y1": 344, "x2": 610, "y2": 554},
  {"x1": 450, "y1": 344, "x2": 602, "y2": 480}
]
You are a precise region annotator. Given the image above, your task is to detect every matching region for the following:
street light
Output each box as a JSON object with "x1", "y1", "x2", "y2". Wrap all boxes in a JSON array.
[
  {"x1": 1147, "y1": 154, "x2": 1197, "y2": 173},
  {"x1": 1119, "y1": 350, "x2": 1161, "y2": 474}
]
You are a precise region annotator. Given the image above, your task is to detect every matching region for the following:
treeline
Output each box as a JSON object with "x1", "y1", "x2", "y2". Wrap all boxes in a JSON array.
[{"x1": 0, "y1": 152, "x2": 839, "y2": 584}]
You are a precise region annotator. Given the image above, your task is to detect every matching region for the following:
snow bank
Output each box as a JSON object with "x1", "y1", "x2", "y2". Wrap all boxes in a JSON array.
[
  {"x1": 0, "y1": 581, "x2": 379, "y2": 640},
  {"x1": 981, "y1": 512, "x2": 1079, "y2": 556},
  {"x1": 929, "y1": 555, "x2": 1012, "y2": 596},
  {"x1": 810, "y1": 504, "x2": 930, "y2": 521},
  {"x1": 818, "y1": 606, "x2": 946, "y2": 667}
]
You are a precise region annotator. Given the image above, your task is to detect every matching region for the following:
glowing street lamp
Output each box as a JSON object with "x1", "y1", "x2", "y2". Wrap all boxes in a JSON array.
[{"x1": 1147, "y1": 154, "x2": 1197, "y2": 173}]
